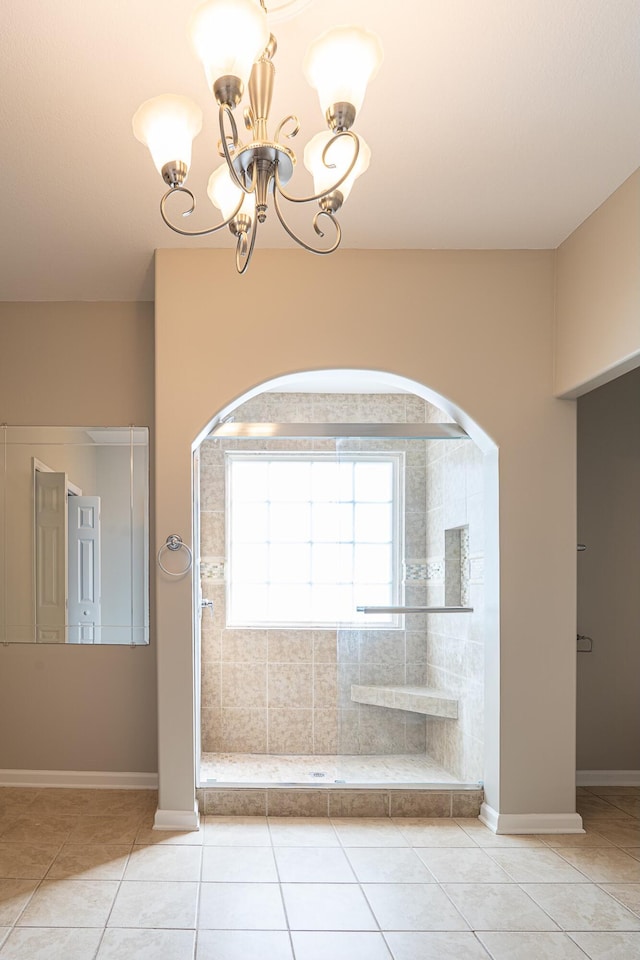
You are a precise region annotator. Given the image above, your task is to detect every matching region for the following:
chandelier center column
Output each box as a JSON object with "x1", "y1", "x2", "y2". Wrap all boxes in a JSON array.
[{"x1": 248, "y1": 46, "x2": 276, "y2": 142}]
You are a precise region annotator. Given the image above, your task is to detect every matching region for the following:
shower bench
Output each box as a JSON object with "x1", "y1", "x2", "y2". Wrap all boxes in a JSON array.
[{"x1": 351, "y1": 684, "x2": 458, "y2": 718}]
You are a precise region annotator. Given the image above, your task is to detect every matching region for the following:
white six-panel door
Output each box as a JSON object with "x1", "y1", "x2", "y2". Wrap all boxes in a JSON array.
[{"x1": 67, "y1": 495, "x2": 101, "y2": 644}]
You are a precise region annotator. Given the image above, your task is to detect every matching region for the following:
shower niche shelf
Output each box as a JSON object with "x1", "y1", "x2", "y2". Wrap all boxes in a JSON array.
[{"x1": 351, "y1": 684, "x2": 458, "y2": 718}]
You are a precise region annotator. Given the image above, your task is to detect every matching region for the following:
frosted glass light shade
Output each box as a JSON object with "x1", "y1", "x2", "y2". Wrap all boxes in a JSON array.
[
  {"x1": 188, "y1": 0, "x2": 269, "y2": 90},
  {"x1": 303, "y1": 131, "x2": 371, "y2": 202},
  {"x1": 207, "y1": 164, "x2": 255, "y2": 220},
  {"x1": 304, "y1": 26, "x2": 383, "y2": 118},
  {"x1": 132, "y1": 95, "x2": 203, "y2": 175}
]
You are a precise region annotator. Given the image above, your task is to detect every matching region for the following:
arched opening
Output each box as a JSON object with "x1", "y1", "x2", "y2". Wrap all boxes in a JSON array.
[{"x1": 192, "y1": 369, "x2": 498, "y2": 807}]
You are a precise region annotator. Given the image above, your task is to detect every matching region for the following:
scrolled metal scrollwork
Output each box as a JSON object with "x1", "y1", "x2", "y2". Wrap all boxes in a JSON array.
[
  {"x1": 235, "y1": 217, "x2": 259, "y2": 274},
  {"x1": 272, "y1": 184, "x2": 342, "y2": 255},
  {"x1": 219, "y1": 105, "x2": 251, "y2": 194},
  {"x1": 274, "y1": 130, "x2": 360, "y2": 204},
  {"x1": 274, "y1": 114, "x2": 301, "y2": 143},
  {"x1": 159, "y1": 186, "x2": 245, "y2": 238}
]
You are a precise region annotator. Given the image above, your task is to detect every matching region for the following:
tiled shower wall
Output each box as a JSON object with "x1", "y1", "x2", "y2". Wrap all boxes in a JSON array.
[
  {"x1": 424, "y1": 431, "x2": 485, "y2": 781},
  {"x1": 199, "y1": 392, "x2": 483, "y2": 770}
]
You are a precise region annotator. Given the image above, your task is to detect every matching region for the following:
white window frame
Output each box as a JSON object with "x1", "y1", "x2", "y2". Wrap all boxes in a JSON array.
[{"x1": 225, "y1": 450, "x2": 404, "y2": 629}]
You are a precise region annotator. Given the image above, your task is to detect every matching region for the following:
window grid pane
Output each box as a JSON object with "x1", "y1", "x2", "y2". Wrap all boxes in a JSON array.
[{"x1": 227, "y1": 454, "x2": 400, "y2": 627}]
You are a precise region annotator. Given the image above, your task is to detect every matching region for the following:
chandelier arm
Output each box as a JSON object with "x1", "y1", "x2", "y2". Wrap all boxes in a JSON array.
[
  {"x1": 274, "y1": 131, "x2": 360, "y2": 204},
  {"x1": 219, "y1": 105, "x2": 252, "y2": 195},
  {"x1": 273, "y1": 114, "x2": 301, "y2": 143},
  {"x1": 235, "y1": 217, "x2": 259, "y2": 275},
  {"x1": 160, "y1": 187, "x2": 245, "y2": 238},
  {"x1": 272, "y1": 184, "x2": 342, "y2": 255}
]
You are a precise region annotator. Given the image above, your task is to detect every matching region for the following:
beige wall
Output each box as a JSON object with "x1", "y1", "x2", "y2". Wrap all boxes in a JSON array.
[
  {"x1": 0, "y1": 303, "x2": 157, "y2": 773},
  {"x1": 555, "y1": 168, "x2": 640, "y2": 399},
  {"x1": 576, "y1": 366, "x2": 640, "y2": 772},
  {"x1": 155, "y1": 248, "x2": 577, "y2": 819}
]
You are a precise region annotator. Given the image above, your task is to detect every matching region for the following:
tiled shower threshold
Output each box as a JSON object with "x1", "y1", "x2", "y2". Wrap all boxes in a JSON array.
[{"x1": 198, "y1": 753, "x2": 483, "y2": 817}]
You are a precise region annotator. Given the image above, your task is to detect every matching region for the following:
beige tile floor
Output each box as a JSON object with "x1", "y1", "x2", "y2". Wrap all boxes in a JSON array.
[{"x1": 0, "y1": 785, "x2": 638, "y2": 959}]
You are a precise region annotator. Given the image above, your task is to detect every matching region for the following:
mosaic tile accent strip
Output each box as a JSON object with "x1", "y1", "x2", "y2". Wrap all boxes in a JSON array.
[
  {"x1": 425, "y1": 559, "x2": 445, "y2": 581},
  {"x1": 460, "y1": 527, "x2": 470, "y2": 608},
  {"x1": 201, "y1": 558, "x2": 226, "y2": 581},
  {"x1": 404, "y1": 561, "x2": 428, "y2": 581},
  {"x1": 404, "y1": 558, "x2": 444, "y2": 583}
]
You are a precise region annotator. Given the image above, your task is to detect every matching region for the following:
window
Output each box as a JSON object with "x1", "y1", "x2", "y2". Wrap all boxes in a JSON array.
[{"x1": 226, "y1": 452, "x2": 402, "y2": 627}]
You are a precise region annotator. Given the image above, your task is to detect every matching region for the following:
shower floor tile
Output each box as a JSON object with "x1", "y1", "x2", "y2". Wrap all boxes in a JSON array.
[{"x1": 200, "y1": 753, "x2": 461, "y2": 786}]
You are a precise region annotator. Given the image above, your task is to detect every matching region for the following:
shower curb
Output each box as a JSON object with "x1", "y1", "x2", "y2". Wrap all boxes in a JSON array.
[{"x1": 196, "y1": 785, "x2": 484, "y2": 818}]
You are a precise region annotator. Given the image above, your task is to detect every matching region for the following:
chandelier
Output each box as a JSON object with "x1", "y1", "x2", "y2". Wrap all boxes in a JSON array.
[{"x1": 133, "y1": 0, "x2": 382, "y2": 273}]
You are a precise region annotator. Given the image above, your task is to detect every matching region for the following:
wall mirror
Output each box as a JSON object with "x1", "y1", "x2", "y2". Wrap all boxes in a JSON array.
[{"x1": 0, "y1": 426, "x2": 149, "y2": 644}]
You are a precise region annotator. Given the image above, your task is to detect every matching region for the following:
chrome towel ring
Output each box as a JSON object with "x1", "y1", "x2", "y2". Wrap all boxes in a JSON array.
[{"x1": 157, "y1": 534, "x2": 193, "y2": 576}]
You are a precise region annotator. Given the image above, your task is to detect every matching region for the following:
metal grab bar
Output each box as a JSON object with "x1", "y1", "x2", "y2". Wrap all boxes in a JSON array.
[{"x1": 357, "y1": 605, "x2": 474, "y2": 614}]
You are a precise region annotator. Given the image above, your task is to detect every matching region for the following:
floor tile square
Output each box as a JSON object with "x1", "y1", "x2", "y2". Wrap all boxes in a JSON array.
[
  {"x1": 345, "y1": 846, "x2": 435, "y2": 882},
  {"x1": 477, "y1": 931, "x2": 589, "y2": 958},
  {"x1": 268, "y1": 818, "x2": 339, "y2": 847},
  {"x1": 18, "y1": 879, "x2": 118, "y2": 927},
  {"x1": 540, "y1": 832, "x2": 614, "y2": 848},
  {"x1": 556, "y1": 847, "x2": 640, "y2": 882},
  {"x1": 487, "y1": 849, "x2": 590, "y2": 883},
  {"x1": 581, "y1": 820, "x2": 640, "y2": 846},
  {"x1": 522, "y1": 883, "x2": 640, "y2": 931},
  {"x1": 441, "y1": 883, "x2": 559, "y2": 931},
  {"x1": 47, "y1": 843, "x2": 131, "y2": 880},
  {"x1": 576, "y1": 798, "x2": 631, "y2": 820},
  {"x1": 202, "y1": 845, "x2": 278, "y2": 881},
  {"x1": 196, "y1": 930, "x2": 293, "y2": 959},
  {"x1": 569, "y1": 931, "x2": 640, "y2": 959},
  {"x1": 331, "y1": 819, "x2": 408, "y2": 847},
  {"x1": 108, "y1": 880, "x2": 199, "y2": 928},
  {"x1": 198, "y1": 882, "x2": 286, "y2": 929},
  {"x1": 96, "y1": 928, "x2": 196, "y2": 959},
  {"x1": 415, "y1": 847, "x2": 512, "y2": 883},
  {"x1": 394, "y1": 819, "x2": 477, "y2": 847},
  {"x1": 123, "y1": 843, "x2": 202, "y2": 881},
  {"x1": 0, "y1": 880, "x2": 38, "y2": 925},
  {"x1": 0, "y1": 842, "x2": 60, "y2": 879},
  {"x1": 274, "y1": 846, "x2": 353, "y2": 882},
  {"x1": 385, "y1": 931, "x2": 493, "y2": 959},
  {"x1": 291, "y1": 930, "x2": 392, "y2": 959},
  {"x1": 0, "y1": 817, "x2": 76, "y2": 845},
  {"x1": 282, "y1": 882, "x2": 376, "y2": 930},
  {"x1": 203, "y1": 817, "x2": 271, "y2": 846},
  {"x1": 0, "y1": 927, "x2": 103, "y2": 960},
  {"x1": 363, "y1": 882, "x2": 468, "y2": 931},
  {"x1": 599, "y1": 883, "x2": 640, "y2": 916},
  {"x1": 67, "y1": 817, "x2": 140, "y2": 845}
]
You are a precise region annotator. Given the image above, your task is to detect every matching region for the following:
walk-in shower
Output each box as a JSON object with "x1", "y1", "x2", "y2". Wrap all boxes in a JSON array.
[{"x1": 195, "y1": 388, "x2": 485, "y2": 792}]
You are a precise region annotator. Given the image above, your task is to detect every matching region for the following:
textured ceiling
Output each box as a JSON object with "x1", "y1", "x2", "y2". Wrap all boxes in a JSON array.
[{"x1": 1, "y1": 0, "x2": 639, "y2": 300}]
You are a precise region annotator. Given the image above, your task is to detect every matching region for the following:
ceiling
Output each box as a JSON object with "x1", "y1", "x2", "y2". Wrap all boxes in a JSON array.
[{"x1": 1, "y1": 0, "x2": 639, "y2": 301}]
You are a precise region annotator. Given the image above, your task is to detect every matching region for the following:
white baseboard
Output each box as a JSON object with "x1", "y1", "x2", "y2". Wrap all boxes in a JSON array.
[
  {"x1": 577, "y1": 770, "x2": 640, "y2": 787},
  {"x1": 0, "y1": 769, "x2": 158, "y2": 789},
  {"x1": 153, "y1": 803, "x2": 200, "y2": 832},
  {"x1": 480, "y1": 802, "x2": 584, "y2": 835}
]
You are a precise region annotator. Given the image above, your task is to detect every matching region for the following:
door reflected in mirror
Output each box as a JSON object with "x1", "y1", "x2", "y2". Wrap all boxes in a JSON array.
[{"x1": 1, "y1": 426, "x2": 149, "y2": 644}]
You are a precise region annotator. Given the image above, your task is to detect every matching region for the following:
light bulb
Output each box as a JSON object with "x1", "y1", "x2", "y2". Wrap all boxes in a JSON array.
[
  {"x1": 304, "y1": 26, "x2": 383, "y2": 129},
  {"x1": 188, "y1": 0, "x2": 269, "y2": 102},
  {"x1": 303, "y1": 131, "x2": 371, "y2": 203},
  {"x1": 207, "y1": 164, "x2": 255, "y2": 221},
  {"x1": 132, "y1": 94, "x2": 202, "y2": 181}
]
